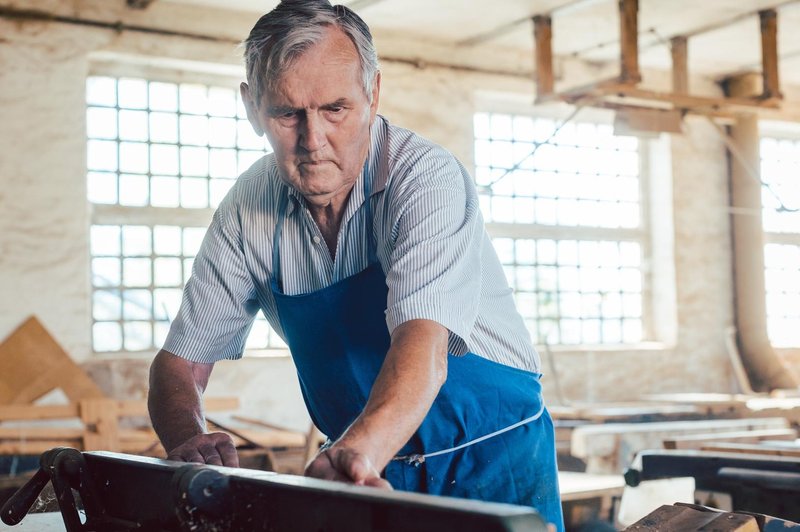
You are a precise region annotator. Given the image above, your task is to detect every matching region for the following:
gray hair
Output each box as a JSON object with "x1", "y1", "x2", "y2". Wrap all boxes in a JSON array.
[{"x1": 243, "y1": 0, "x2": 380, "y2": 105}]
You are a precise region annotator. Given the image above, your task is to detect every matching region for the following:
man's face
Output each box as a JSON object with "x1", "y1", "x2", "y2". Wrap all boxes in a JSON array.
[{"x1": 242, "y1": 26, "x2": 380, "y2": 208}]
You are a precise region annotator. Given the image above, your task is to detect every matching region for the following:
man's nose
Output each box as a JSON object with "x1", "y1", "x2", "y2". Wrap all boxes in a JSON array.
[{"x1": 300, "y1": 113, "x2": 327, "y2": 152}]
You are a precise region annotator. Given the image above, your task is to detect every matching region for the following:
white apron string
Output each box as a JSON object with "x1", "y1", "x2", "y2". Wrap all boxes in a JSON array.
[{"x1": 392, "y1": 402, "x2": 546, "y2": 467}]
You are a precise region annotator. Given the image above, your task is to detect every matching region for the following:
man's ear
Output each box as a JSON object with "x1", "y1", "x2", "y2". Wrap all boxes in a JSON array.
[
  {"x1": 240, "y1": 82, "x2": 264, "y2": 136},
  {"x1": 369, "y1": 72, "x2": 381, "y2": 124}
]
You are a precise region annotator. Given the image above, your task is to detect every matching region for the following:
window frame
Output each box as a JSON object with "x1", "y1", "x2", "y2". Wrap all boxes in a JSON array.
[{"x1": 759, "y1": 121, "x2": 800, "y2": 348}]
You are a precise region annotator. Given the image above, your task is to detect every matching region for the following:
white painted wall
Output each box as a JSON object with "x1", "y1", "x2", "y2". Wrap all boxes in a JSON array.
[{"x1": 0, "y1": 2, "x2": 797, "y2": 433}]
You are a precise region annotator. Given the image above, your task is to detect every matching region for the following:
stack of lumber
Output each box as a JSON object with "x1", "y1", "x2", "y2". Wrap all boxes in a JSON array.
[{"x1": 0, "y1": 317, "x2": 304, "y2": 462}]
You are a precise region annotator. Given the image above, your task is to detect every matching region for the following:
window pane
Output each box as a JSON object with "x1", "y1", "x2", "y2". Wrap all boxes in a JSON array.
[
  {"x1": 154, "y1": 226, "x2": 181, "y2": 255},
  {"x1": 154, "y1": 257, "x2": 182, "y2": 286},
  {"x1": 123, "y1": 289, "x2": 152, "y2": 319},
  {"x1": 181, "y1": 177, "x2": 208, "y2": 208},
  {"x1": 124, "y1": 321, "x2": 152, "y2": 351},
  {"x1": 180, "y1": 115, "x2": 209, "y2": 146},
  {"x1": 208, "y1": 87, "x2": 237, "y2": 117},
  {"x1": 119, "y1": 110, "x2": 148, "y2": 141},
  {"x1": 87, "y1": 77, "x2": 116, "y2": 107},
  {"x1": 149, "y1": 82, "x2": 178, "y2": 112},
  {"x1": 122, "y1": 226, "x2": 151, "y2": 256},
  {"x1": 151, "y1": 175, "x2": 180, "y2": 208},
  {"x1": 180, "y1": 84, "x2": 208, "y2": 115},
  {"x1": 118, "y1": 78, "x2": 148, "y2": 109},
  {"x1": 209, "y1": 117, "x2": 237, "y2": 148},
  {"x1": 181, "y1": 146, "x2": 209, "y2": 177},
  {"x1": 92, "y1": 257, "x2": 120, "y2": 287},
  {"x1": 87, "y1": 172, "x2": 118, "y2": 204},
  {"x1": 93, "y1": 322, "x2": 122, "y2": 352},
  {"x1": 87, "y1": 107, "x2": 117, "y2": 139},
  {"x1": 91, "y1": 226, "x2": 121, "y2": 256},
  {"x1": 123, "y1": 257, "x2": 152, "y2": 287},
  {"x1": 119, "y1": 142, "x2": 149, "y2": 174},
  {"x1": 119, "y1": 174, "x2": 149, "y2": 206},
  {"x1": 87, "y1": 140, "x2": 118, "y2": 172},
  {"x1": 93, "y1": 290, "x2": 121, "y2": 320},
  {"x1": 149, "y1": 112, "x2": 178, "y2": 143},
  {"x1": 150, "y1": 144, "x2": 179, "y2": 176}
]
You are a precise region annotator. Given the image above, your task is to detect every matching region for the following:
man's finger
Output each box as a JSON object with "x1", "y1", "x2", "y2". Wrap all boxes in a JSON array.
[
  {"x1": 216, "y1": 441, "x2": 239, "y2": 467},
  {"x1": 170, "y1": 449, "x2": 204, "y2": 463},
  {"x1": 198, "y1": 442, "x2": 223, "y2": 465},
  {"x1": 362, "y1": 477, "x2": 393, "y2": 490}
]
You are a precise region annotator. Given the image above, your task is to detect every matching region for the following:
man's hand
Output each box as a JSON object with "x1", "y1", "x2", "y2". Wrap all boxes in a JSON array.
[
  {"x1": 305, "y1": 445, "x2": 392, "y2": 489},
  {"x1": 166, "y1": 431, "x2": 239, "y2": 467}
]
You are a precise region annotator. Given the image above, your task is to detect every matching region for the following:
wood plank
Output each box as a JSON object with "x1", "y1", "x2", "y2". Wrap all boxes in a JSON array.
[
  {"x1": 0, "y1": 427, "x2": 84, "y2": 439},
  {"x1": 699, "y1": 442, "x2": 800, "y2": 458},
  {"x1": 0, "y1": 397, "x2": 237, "y2": 421},
  {"x1": 533, "y1": 15, "x2": 554, "y2": 99},
  {"x1": 571, "y1": 417, "x2": 789, "y2": 474},
  {"x1": 618, "y1": 0, "x2": 641, "y2": 83},
  {"x1": 540, "y1": 77, "x2": 782, "y2": 119},
  {"x1": 0, "y1": 317, "x2": 105, "y2": 404},
  {"x1": 670, "y1": 36, "x2": 688, "y2": 94},
  {"x1": 760, "y1": 9, "x2": 781, "y2": 99},
  {"x1": 663, "y1": 428, "x2": 798, "y2": 450},
  {"x1": 0, "y1": 404, "x2": 79, "y2": 420},
  {"x1": 80, "y1": 398, "x2": 119, "y2": 451},
  {"x1": 558, "y1": 471, "x2": 625, "y2": 502}
]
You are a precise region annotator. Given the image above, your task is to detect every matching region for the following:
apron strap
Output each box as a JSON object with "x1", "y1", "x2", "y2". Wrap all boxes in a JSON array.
[
  {"x1": 271, "y1": 191, "x2": 289, "y2": 292},
  {"x1": 392, "y1": 402, "x2": 546, "y2": 466}
]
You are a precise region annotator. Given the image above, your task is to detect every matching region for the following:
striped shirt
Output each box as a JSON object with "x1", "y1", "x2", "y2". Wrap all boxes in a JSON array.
[{"x1": 164, "y1": 115, "x2": 541, "y2": 372}]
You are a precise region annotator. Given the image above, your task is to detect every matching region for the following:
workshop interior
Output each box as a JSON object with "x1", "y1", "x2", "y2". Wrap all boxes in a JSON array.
[{"x1": 1, "y1": 0, "x2": 800, "y2": 530}]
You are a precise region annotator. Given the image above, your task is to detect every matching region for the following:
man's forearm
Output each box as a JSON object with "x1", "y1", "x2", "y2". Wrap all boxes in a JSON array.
[
  {"x1": 148, "y1": 350, "x2": 212, "y2": 452},
  {"x1": 335, "y1": 319, "x2": 449, "y2": 470}
]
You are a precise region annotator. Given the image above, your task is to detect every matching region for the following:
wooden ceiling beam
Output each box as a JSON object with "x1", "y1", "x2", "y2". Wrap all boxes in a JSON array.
[
  {"x1": 670, "y1": 36, "x2": 688, "y2": 95},
  {"x1": 618, "y1": 0, "x2": 641, "y2": 84},
  {"x1": 760, "y1": 9, "x2": 781, "y2": 99},
  {"x1": 533, "y1": 15, "x2": 554, "y2": 98}
]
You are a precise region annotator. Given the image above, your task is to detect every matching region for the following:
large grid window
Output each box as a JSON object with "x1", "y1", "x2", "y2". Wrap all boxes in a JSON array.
[
  {"x1": 87, "y1": 75, "x2": 285, "y2": 353},
  {"x1": 761, "y1": 135, "x2": 800, "y2": 347},
  {"x1": 474, "y1": 112, "x2": 646, "y2": 345}
]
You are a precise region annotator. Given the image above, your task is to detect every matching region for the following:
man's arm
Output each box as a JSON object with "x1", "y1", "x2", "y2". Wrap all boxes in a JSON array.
[
  {"x1": 305, "y1": 319, "x2": 448, "y2": 486},
  {"x1": 148, "y1": 349, "x2": 239, "y2": 467}
]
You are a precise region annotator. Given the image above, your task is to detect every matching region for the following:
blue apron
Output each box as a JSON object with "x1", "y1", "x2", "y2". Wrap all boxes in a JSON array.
[{"x1": 269, "y1": 166, "x2": 564, "y2": 531}]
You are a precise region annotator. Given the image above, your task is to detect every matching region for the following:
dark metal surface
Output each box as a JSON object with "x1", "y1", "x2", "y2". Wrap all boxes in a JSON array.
[
  {"x1": 3, "y1": 448, "x2": 548, "y2": 531},
  {"x1": 624, "y1": 449, "x2": 800, "y2": 522}
]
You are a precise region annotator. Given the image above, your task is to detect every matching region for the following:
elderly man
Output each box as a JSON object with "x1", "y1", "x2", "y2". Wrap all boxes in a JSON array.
[{"x1": 148, "y1": 0, "x2": 563, "y2": 528}]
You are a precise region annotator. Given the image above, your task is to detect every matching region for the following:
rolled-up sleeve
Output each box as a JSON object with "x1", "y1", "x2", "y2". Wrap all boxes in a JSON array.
[
  {"x1": 162, "y1": 199, "x2": 260, "y2": 363},
  {"x1": 384, "y1": 150, "x2": 482, "y2": 345}
]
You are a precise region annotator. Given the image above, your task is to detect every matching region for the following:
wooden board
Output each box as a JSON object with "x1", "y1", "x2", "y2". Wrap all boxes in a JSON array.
[
  {"x1": 571, "y1": 417, "x2": 789, "y2": 474},
  {"x1": 663, "y1": 428, "x2": 797, "y2": 450},
  {"x1": 0, "y1": 317, "x2": 104, "y2": 404}
]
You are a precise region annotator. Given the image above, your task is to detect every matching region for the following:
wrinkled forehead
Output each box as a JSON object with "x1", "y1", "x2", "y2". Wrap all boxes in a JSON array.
[{"x1": 264, "y1": 27, "x2": 366, "y2": 104}]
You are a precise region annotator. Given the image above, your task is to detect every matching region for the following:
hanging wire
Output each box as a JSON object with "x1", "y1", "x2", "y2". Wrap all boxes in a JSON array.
[
  {"x1": 646, "y1": 27, "x2": 798, "y2": 214},
  {"x1": 477, "y1": 96, "x2": 598, "y2": 192},
  {"x1": 704, "y1": 118, "x2": 799, "y2": 213}
]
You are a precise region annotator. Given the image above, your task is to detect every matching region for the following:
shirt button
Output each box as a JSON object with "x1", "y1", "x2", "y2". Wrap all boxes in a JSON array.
[{"x1": 312, "y1": 236, "x2": 321, "y2": 244}]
